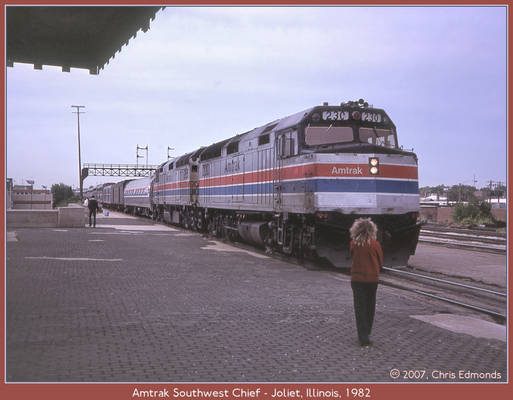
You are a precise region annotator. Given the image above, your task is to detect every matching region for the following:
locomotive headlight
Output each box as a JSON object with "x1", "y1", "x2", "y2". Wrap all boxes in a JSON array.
[{"x1": 369, "y1": 157, "x2": 379, "y2": 175}]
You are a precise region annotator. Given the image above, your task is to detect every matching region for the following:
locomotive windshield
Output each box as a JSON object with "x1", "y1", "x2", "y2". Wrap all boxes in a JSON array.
[
  {"x1": 304, "y1": 125, "x2": 396, "y2": 149},
  {"x1": 305, "y1": 126, "x2": 354, "y2": 145},
  {"x1": 358, "y1": 127, "x2": 396, "y2": 148},
  {"x1": 303, "y1": 106, "x2": 398, "y2": 149}
]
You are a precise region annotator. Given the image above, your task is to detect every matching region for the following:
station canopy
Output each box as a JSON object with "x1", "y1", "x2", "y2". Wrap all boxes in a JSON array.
[{"x1": 7, "y1": 6, "x2": 163, "y2": 74}]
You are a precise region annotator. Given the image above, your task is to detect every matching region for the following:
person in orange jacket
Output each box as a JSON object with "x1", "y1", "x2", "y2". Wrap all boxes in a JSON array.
[{"x1": 349, "y1": 217, "x2": 383, "y2": 347}]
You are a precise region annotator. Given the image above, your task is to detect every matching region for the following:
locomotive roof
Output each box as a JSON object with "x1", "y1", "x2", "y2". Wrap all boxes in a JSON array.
[
  {"x1": 182, "y1": 103, "x2": 392, "y2": 163},
  {"x1": 242, "y1": 107, "x2": 315, "y2": 141},
  {"x1": 175, "y1": 147, "x2": 205, "y2": 168},
  {"x1": 156, "y1": 159, "x2": 172, "y2": 171},
  {"x1": 175, "y1": 151, "x2": 194, "y2": 167},
  {"x1": 199, "y1": 107, "x2": 315, "y2": 162},
  {"x1": 200, "y1": 138, "x2": 231, "y2": 161}
]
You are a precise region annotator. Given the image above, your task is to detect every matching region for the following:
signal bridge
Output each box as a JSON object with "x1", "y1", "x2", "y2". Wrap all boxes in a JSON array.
[{"x1": 82, "y1": 163, "x2": 160, "y2": 179}]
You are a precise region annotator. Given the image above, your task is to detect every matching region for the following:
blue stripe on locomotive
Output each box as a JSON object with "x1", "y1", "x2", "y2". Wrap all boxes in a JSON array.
[
  {"x1": 154, "y1": 179, "x2": 418, "y2": 197},
  {"x1": 314, "y1": 179, "x2": 418, "y2": 194}
]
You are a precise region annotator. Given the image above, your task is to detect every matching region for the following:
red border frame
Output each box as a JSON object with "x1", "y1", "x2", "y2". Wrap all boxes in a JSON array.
[{"x1": 1, "y1": 1, "x2": 511, "y2": 400}]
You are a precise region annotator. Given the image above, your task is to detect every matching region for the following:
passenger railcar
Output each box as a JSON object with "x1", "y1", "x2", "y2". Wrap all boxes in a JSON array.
[
  {"x1": 107, "y1": 100, "x2": 421, "y2": 267},
  {"x1": 84, "y1": 184, "x2": 107, "y2": 204},
  {"x1": 124, "y1": 177, "x2": 153, "y2": 216},
  {"x1": 101, "y1": 183, "x2": 115, "y2": 208},
  {"x1": 112, "y1": 179, "x2": 132, "y2": 211}
]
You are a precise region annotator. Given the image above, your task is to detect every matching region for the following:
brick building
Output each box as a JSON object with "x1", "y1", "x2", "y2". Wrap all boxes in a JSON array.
[
  {"x1": 11, "y1": 184, "x2": 52, "y2": 209},
  {"x1": 420, "y1": 205, "x2": 506, "y2": 224}
]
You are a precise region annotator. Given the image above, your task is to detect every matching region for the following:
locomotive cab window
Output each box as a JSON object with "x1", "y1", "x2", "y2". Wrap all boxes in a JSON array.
[
  {"x1": 359, "y1": 128, "x2": 396, "y2": 148},
  {"x1": 305, "y1": 126, "x2": 354, "y2": 145},
  {"x1": 179, "y1": 169, "x2": 189, "y2": 180},
  {"x1": 277, "y1": 131, "x2": 298, "y2": 158},
  {"x1": 258, "y1": 134, "x2": 270, "y2": 146},
  {"x1": 227, "y1": 141, "x2": 239, "y2": 155},
  {"x1": 202, "y1": 164, "x2": 210, "y2": 177}
]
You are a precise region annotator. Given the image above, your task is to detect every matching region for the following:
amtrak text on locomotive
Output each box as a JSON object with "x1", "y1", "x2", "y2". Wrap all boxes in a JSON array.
[{"x1": 331, "y1": 166, "x2": 363, "y2": 175}]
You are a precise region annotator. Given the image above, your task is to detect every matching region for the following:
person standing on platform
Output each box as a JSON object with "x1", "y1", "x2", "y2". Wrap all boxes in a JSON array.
[
  {"x1": 87, "y1": 195, "x2": 100, "y2": 228},
  {"x1": 349, "y1": 217, "x2": 383, "y2": 347}
]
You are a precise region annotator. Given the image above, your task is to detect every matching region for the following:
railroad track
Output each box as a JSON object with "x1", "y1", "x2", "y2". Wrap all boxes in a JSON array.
[
  {"x1": 222, "y1": 223, "x2": 507, "y2": 323},
  {"x1": 419, "y1": 224, "x2": 506, "y2": 253},
  {"x1": 379, "y1": 266, "x2": 507, "y2": 324},
  {"x1": 241, "y1": 243, "x2": 508, "y2": 324},
  {"x1": 222, "y1": 233, "x2": 507, "y2": 325},
  {"x1": 110, "y1": 214, "x2": 507, "y2": 322}
]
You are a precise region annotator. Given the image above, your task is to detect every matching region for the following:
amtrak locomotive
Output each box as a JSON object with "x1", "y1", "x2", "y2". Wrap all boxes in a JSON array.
[{"x1": 87, "y1": 100, "x2": 421, "y2": 267}]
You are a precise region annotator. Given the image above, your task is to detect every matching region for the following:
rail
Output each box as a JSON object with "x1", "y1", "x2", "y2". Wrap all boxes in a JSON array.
[
  {"x1": 382, "y1": 267, "x2": 506, "y2": 323},
  {"x1": 383, "y1": 267, "x2": 506, "y2": 297},
  {"x1": 419, "y1": 228, "x2": 506, "y2": 253},
  {"x1": 414, "y1": 290, "x2": 506, "y2": 321}
]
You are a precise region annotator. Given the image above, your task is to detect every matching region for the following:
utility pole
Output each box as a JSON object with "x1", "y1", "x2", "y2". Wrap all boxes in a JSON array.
[
  {"x1": 136, "y1": 145, "x2": 143, "y2": 169},
  {"x1": 71, "y1": 105, "x2": 85, "y2": 200},
  {"x1": 136, "y1": 145, "x2": 148, "y2": 169},
  {"x1": 26, "y1": 179, "x2": 34, "y2": 209},
  {"x1": 496, "y1": 181, "x2": 504, "y2": 204}
]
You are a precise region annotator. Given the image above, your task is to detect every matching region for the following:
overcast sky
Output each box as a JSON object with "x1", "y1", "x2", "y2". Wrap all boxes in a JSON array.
[{"x1": 6, "y1": 6, "x2": 507, "y2": 190}]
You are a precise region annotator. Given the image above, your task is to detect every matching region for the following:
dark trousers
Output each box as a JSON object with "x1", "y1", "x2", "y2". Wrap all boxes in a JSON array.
[
  {"x1": 89, "y1": 209, "x2": 97, "y2": 227},
  {"x1": 351, "y1": 281, "x2": 378, "y2": 345}
]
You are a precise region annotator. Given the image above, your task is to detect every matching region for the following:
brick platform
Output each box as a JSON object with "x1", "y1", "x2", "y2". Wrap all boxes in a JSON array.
[{"x1": 6, "y1": 214, "x2": 507, "y2": 382}]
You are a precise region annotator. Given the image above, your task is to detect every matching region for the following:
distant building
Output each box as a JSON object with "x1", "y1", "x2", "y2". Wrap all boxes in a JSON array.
[
  {"x1": 11, "y1": 184, "x2": 52, "y2": 209},
  {"x1": 420, "y1": 205, "x2": 454, "y2": 224},
  {"x1": 420, "y1": 202, "x2": 507, "y2": 224},
  {"x1": 420, "y1": 194, "x2": 448, "y2": 206},
  {"x1": 487, "y1": 198, "x2": 507, "y2": 209},
  {"x1": 475, "y1": 190, "x2": 507, "y2": 208},
  {"x1": 6, "y1": 178, "x2": 13, "y2": 209}
]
